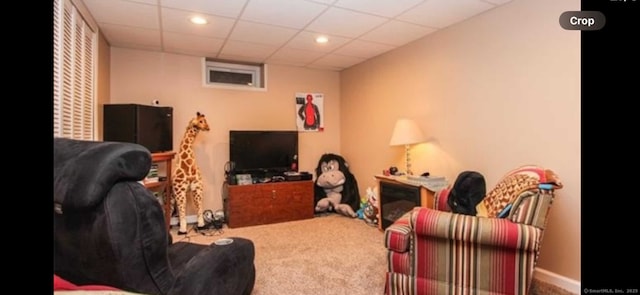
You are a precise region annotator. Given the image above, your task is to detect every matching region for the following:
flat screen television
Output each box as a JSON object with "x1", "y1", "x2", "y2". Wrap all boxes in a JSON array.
[{"x1": 229, "y1": 130, "x2": 298, "y2": 176}]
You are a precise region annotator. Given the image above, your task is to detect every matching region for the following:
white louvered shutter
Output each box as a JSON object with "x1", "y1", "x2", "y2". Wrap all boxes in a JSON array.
[{"x1": 53, "y1": 0, "x2": 96, "y2": 140}]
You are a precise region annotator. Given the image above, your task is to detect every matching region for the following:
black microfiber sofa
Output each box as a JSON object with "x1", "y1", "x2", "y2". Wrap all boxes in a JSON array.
[{"x1": 53, "y1": 138, "x2": 255, "y2": 295}]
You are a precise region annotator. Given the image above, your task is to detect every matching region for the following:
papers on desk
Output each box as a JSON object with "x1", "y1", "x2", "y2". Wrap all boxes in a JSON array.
[{"x1": 377, "y1": 175, "x2": 449, "y2": 191}]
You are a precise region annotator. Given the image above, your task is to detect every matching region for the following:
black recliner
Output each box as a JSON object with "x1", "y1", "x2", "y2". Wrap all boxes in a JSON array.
[{"x1": 53, "y1": 138, "x2": 255, "y2": 295}]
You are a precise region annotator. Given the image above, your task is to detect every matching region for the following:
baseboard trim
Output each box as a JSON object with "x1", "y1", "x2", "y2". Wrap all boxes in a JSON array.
[
  {"x1": 169, "y1": 214, "x2": 197, "y2": 226},
  {"x1": 534, "y1": 268, "x2": 581, "y2": 294}
]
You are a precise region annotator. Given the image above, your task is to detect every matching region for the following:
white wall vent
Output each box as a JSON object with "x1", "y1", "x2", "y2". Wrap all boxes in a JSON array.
[{"x1": 203, "y1": 58, "x2": 267, "y2": 91}]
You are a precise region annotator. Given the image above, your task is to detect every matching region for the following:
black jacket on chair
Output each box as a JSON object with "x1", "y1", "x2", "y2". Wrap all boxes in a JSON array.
[{"x1": 53, "y1": 138, "x2": 255, "y2": 295}]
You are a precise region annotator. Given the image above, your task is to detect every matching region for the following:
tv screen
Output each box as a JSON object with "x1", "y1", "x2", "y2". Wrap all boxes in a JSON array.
[{"x1": 229, "y1": 130, "x2": 298, "y2": 176}]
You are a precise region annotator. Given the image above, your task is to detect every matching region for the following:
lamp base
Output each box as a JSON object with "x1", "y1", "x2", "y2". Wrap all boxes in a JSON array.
[{"x1": 405, "y1": 144, "x2": 413, "y2": 176}]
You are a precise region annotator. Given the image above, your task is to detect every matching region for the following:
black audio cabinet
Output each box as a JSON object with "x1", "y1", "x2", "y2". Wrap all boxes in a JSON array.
[{"x1": 103, "y1": 104, "x2": 173, "y2": 153}]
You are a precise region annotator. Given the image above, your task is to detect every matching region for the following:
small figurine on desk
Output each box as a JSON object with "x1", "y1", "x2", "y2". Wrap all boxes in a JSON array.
[{"x1": 389, "y1": 166, "x2": 398, "y2": 175}]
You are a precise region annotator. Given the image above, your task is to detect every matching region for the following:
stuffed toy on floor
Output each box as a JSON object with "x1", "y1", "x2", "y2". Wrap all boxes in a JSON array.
[
  {"x1": 356, "y1": 186, "x2": 379, "y2": 226},
  {"x1": 314, "y1": 153, "x2": 360, "y2": 218},
  {"x1": 363, "y1": 186, "x2": 379, "y2": 226}
]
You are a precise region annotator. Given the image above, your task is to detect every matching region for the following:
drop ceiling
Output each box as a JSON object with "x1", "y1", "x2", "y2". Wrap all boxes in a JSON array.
[{"x1": 81, "y1": 0, "x2": 513, "y2": 71}]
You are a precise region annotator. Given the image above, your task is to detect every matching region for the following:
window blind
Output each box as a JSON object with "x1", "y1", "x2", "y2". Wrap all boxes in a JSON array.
[{"x1": 53, "y1": 0, "x2": 96, "y2": 140}]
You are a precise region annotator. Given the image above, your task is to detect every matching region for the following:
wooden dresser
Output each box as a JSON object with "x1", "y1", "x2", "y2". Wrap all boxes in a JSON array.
[{"x1": 224, "y1": 180, "x2": 314, "y2": 228}]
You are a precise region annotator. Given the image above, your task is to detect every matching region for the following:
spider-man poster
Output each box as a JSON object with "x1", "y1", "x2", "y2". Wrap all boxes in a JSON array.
[{"x1": 295, "y1": 92, "x2": 324, "y2": 132}]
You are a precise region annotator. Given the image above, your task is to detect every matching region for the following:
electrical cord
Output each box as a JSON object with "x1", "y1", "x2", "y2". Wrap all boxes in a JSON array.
[
  {"x1": 197, "y1": 227, "x2": 224, "y2": 236},
  {"x1": 174, "y1": 226, "x2": 199, "y2": 243}
]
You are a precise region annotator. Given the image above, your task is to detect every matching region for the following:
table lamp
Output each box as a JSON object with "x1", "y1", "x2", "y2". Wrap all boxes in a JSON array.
[{"x1": 389, "y1": 118, "x2": 426, "y2": 175}]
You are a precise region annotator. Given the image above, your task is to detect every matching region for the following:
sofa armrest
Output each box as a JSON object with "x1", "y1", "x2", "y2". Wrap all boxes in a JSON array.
[
  {"x1": 384, "y1": 208, "x2": 416, "y2": 253},
  {"x1": 433, "y1": 187, "x2": 452, "y2": 212},
  {"x1": 508, "y1": 190, "x2": 555, "y2": 229},
  {"x1": 412, "y1": 207, "x2": 542, "y2": 251},
  {"x1": 54, "y1": 138, "x2": 151, "y2": 212}
]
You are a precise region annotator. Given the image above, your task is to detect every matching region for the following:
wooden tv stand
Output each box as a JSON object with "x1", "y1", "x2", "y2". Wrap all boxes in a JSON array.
[{"x1": 224, "y1": 180, "x2": 314, "y2": 228}]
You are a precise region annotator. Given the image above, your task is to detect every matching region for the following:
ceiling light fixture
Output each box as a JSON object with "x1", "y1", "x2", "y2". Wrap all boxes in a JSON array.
[
  {"x1": 189, "y1": 16, "x2": 208, "y2": 25},
  {"x1": 315, "y1": 36, "x2": 329, "y2": 44}
]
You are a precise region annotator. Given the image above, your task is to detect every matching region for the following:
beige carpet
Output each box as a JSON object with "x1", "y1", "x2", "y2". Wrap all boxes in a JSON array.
[
  {"x1": 170, "y1": 214, "x2": 575, "y2": 295},
  {"x1": 172, "y1": 214, "x2": 386, "y2": 295}
]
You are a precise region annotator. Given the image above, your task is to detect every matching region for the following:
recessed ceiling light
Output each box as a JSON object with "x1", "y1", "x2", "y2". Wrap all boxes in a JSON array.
[
  {"x1": 315, "y1": 36, "x2": 329, "y2": 44},
  {"x1": 190, "y1": 16, "x2": 208, "y2": 25}
]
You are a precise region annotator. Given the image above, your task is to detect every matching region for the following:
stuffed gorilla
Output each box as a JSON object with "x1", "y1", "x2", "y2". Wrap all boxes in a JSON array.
[{"x1": 314, "y1": 153, "x2": 360, "y2": 218}]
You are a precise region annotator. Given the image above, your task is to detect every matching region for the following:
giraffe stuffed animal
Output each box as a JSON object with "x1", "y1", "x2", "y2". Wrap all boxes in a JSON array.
[{"x1": 172, "y1": 112, "x2": 210, "y2": 234}]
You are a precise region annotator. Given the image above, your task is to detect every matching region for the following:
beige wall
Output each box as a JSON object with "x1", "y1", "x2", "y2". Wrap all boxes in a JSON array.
[
  {"x1": 341, "y1": 0, "x2": 580, "y2": 281},
  {"x1": 95, "y1": 30, "x2": 110, "y2": 140},
  {"x1": 109, "y1": 48, "x2": 341, "y2": 214}
]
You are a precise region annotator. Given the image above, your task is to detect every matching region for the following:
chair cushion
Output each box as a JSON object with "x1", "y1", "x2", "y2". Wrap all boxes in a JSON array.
[
  {"x1": 481, "y1": 165, "x2": 562, "y2": 218},
  {"x1": 475, "y1": 201, "x2": 488, "y2": 217}
]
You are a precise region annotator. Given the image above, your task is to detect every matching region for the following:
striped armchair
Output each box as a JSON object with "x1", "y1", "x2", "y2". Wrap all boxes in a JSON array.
[{"x1": 383, "y1": 165, "x2": 562, "y2": 295}]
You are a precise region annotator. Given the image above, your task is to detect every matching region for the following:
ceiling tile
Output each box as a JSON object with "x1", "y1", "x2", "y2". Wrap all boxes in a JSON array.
[
  {"x1": 82, "y1": 0, "x2": 159, "y2": 29},
  {"x1": 333, "y1": 39, "x2": 396, "y2": 59},
  {"x1": 162, "y1": 32, "x2": 225, "y2": 57},
  {"x1": 306, "y1": 7, "x2": 389, "y2": 38},
  {"x1": 333, "y1": 0, "x2": 424, "y2": 17},
  {"x1": 397, "y1": 0, "x2": 495, "y2": 28},
  {"x1": 219, "y1": 40, "x2": 280, "y2": 60},
  {"x1": 125, "y1": 0, "x2": 157, "y2": 5},
  {"x1": 160, "y1": 0, "x2": 248, "y2": 18},
  {"x1": 228, "y1": 21, "x2": 299, "y2": 46},
  {"x1": 482, "y1": 0, "x2": 514, "y2": 4},
  {"x1": 285, "y1": 31, "x2": 352, "y2": 53},
  {"x1": 310, "y1": 53, "x2": 365, "y2": 69},
  {"x1": 99, "y1": 23, "x2": 161, "y2": 50},
  {"x1": 267, "y1": 47, "x2": 327, "y2": 66},
  {"x1": 241, "y1": 0, "x2": 328, "y2": 29},
  {"x1": 360, "y1": 20, "x2": 436, "y2": 46},
  {"x1": 307, "y1": 0, "x2": 338, "y2": 5},
  {"x1": 161, "y1": 8, "x2": 236, "y2": 39}
]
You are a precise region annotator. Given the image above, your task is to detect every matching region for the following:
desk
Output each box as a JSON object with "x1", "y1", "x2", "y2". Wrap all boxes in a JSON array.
[{"x1": 145, "y1": 152, "x2": 176, "y2": 231}]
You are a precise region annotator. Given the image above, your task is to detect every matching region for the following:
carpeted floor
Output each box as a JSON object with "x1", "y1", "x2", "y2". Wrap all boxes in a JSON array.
[
  {"x1": 530, "y1": 280, "x2": 576, "y2": 295},
  {"x1": 173, "y1": 213, "x2": 386, "y2": 295},
  {"x1": 171, "y1": 214, "x2": 576, "y2": 295}
]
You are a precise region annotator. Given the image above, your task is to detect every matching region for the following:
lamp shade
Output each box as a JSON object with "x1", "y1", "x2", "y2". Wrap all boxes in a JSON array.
[{"x1": 389, "y1": 118, "x2": 425, "y2": 146}]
